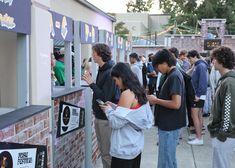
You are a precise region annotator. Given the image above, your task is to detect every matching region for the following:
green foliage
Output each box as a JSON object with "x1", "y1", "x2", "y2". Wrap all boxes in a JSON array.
[
  {"x1": 126, "y1": 0, "x2": 154, "y2": 13},
  {"x1": 160, "y1": 0, "x2": 235, "y2": 34},
  {"x1": 115, "y1": 22, "x2": 130, "y2": 39}
]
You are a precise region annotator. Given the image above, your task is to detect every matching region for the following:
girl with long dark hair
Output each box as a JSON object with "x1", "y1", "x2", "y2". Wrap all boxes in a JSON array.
[{"x1": 100, "y1": 62, "x2": 153, "y2": 168}]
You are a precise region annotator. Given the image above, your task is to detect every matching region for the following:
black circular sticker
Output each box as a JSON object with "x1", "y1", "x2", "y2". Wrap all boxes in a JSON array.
[{"x1": 62, "y1": 106, "x2": 70, "y2": 125}]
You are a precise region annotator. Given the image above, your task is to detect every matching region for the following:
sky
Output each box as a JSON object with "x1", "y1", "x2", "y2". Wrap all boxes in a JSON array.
[{"x1": 86, "y1": 0, "x2": 161, "y2": 14}]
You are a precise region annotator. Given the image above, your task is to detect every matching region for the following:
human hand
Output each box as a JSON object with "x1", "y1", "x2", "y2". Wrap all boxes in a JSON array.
[
  {"x1": 99, "y1": 104, "x2": 112, "y2": 113},
  {"x1": 106, "y1": 101, "x2": 117, "y2": 109},
  {"x1": 82, "y1": 72, "x2": 93, "y2": 85},
  {"x1": 194, "y1": 96, "x2": 200, "y2": 102},
  {"x1": 147, "y1": 95, "x2": 157, "y2": 105}
]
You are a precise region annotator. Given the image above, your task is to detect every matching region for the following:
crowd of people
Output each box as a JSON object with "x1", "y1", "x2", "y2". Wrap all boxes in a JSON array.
[{"x1": 52, "y1": 43, "x2": 235, "y2": 168}]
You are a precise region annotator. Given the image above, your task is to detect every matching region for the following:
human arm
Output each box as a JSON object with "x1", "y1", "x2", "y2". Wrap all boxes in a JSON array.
[
  {"x1": 99, "y1": 90, "x2": 135, "y2": 129},
  {"x1": 216, "y1": 82, "x2": 235, "y2": 142},
  {"x1": 83, "y1": 71, "x2": 119, "y2": 102},
  {"x1": 147, "y1": 94, "x2": 181, "y2": 109},
  {"x1": 195, "y1": 65, "x2": 208, "y2": 98},
  {"x1": 147, "y1": 74, "x2": 182, "y2": 109}
]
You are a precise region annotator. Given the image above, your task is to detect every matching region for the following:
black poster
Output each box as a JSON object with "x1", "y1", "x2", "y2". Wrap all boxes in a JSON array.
[
  {"x1": 0, "y1": 142, "x2": 47, "y2": 168},
  {"x1": 57, "y1": 101, "x2": 85, "y2": 137},
  {"x1": 204, "y1": 39, "x2": 221, "y2": 50}
]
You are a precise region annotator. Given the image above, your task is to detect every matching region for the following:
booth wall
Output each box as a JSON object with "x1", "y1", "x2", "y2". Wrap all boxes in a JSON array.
[
  {"x1": 0, "y1": 31, "x2": 17, "y2": 107},
  {"x1": 53, "y1": 90, "x2": 100, "y2": 167},
  {"x1": 0, "y1": 110, "x2": 51, "y2": 167},
  {"x1": 30, "y1": 2, "x2": 52, "y2": 106},
  {"x1": 165, "y1": 35, "x2": 235, "y2": 53}
]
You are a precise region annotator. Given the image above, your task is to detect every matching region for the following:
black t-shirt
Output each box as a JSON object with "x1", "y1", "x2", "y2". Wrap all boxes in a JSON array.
[{"x1": 155, "y1": 68, "x2": 186, "y2": 131}]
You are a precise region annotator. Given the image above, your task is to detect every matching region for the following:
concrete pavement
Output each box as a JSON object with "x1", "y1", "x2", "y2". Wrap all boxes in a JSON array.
[{"x1": 94, "y1": 118, "x2": 235, "y2": 168}]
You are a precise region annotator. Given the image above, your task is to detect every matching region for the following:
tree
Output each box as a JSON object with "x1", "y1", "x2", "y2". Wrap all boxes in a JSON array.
[
  {"x1": 160, "y1": 0, "x2": 235, "y2": 34},
  {"x1": 115, "y1": 22, "x2": 130, "y2": 39},
  {"x1": 126, "y1": 0, "x2": 154, "y2": 13}
]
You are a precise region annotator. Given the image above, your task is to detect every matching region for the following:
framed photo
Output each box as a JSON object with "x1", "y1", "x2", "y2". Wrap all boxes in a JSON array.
[{"x1": 56, "y1": 101, "x2": 85, "y2": 137}]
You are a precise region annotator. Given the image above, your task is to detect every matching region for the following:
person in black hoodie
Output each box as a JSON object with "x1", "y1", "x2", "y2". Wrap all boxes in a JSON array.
[{"x1": 82, "y1": 43, "x2": 120, "y2": 168}]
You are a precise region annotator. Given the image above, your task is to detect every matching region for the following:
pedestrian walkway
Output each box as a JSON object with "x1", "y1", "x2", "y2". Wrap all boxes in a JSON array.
[{"x1": 94, "y1": 118, "x2": 235, "y2": 168}]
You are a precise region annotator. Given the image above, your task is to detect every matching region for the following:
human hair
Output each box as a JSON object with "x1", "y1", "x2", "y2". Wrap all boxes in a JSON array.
[
  {"x1": 211, "y1": 46, "x2": 235, "y2": 69},
  {"x1": 152, "y1": 49, "x2": 176, "y2": 67},
  {"x1": 187, "y1": 50, "x2": 200, "y2": 59},
  {"x1": 92, "y1": 43, "x2": 112, "y2": 62},
  {"x1": 129, "y1": 52, "x2": 139, "y2": 60},
  {"x1": 148, "y1": 53, "x2": 154, "y2": 62},
  {"x1": 169, "y1": 47, "x2": 179, "y2": 58},
  {"x1": 111, "y1": 62, "x2": 147, "y2": 105},
  {"x1": 179, "y1": 50, "x2": 187, "y2": 56}
]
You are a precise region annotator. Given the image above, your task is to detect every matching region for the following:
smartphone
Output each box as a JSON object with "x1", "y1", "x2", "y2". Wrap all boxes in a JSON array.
[{"x1": 96, "y1": 99, "x2": 105, "y2": 105}]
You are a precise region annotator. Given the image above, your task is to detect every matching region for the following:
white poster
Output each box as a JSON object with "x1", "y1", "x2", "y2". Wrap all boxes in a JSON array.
[
  {"x1": 60, "y1": 104, "x2": 81, "y2": 135},
  {"x1": 0, "y1": 148, "x2": 37, "y2": 168}
]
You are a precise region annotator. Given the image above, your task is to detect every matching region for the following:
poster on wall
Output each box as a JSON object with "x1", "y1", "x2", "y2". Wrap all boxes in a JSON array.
[
  {"x1": 80, "y1": 21, "x2": 98, "y2": 44},
  {"x1": 49, "y1": 10, "x2": 73, "y2": 42},
  {"x1": 0, "y1": 0, "x2": 31, "y2": 34},
  {"x1": 57, "y1": 101, "x2": 85, "y2": 137},
  {"x1": 204, "y1": 39, "x2": 221, "y2": 50},
  {"x1": 0, "y1": 142, "x2": 47, "y2": 168}
]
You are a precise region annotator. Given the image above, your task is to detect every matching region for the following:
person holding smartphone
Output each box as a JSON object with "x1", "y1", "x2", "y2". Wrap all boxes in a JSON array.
[
  {"x1": 82, "y1": 43, "x2": 120, "y2": 168},
  {"x1": 100, "y1": 62, "x2": 153, "y2": 168}
]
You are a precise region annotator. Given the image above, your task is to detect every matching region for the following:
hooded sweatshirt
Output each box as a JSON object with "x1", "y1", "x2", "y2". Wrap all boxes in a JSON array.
[
  {"x1": 208, "y1": 70, "x2": 235, "y2": 142},
  {"x1": 89, "y1": 60, "x2": 120, "y2": 120},
  {"x1": 191, "y1": 59, "x2": 208, "y2": 99},
  {"x1": 105, "y1": 103, "x2": 153, "y2": 159}
]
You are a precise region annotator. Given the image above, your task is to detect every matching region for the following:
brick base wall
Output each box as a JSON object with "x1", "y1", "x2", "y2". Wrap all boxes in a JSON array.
[
  {"x1": 169, "y1": 35, "x2": 235, "y2": 53},
  {"x1": 53, "y1": 90, "x2": 100, "y2": 168},
  {"x1": 0, "y1": 110, "x2": 51, "y2": 167}
]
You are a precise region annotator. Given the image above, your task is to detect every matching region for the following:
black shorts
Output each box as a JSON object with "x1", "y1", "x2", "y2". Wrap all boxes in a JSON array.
[{"x1": 191, "y1": 100, "x2": 205, "y2": 108}]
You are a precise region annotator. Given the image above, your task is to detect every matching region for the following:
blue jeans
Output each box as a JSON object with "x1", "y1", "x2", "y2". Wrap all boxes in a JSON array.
[{"x1": 157, "y1": 128, "x2": 180, "y2": 168}]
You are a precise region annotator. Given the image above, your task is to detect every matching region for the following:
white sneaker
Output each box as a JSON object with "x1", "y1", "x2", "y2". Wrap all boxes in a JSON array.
[
  {"x1": 188, "y1": 134, "x2": 196, "y2": 141},
  {"x1": 187, "y1": 138, "x2": 203, "y2": 145}
]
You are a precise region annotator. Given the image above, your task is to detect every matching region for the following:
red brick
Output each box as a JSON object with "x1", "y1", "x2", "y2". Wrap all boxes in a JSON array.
[
  {"x1": 3, "y1": 126, "x2": 14, "y2": 139},
  {"x1": 33, "y1": 114, "x2": 41, "y2": 124},
  {"x1": 18, "y1": 131, "x2": 28, "y2": 142},
  {"x1": 41, "y1": 112, "x2": 48, "y2": 120},
  {"x1": 0, "y1": 131, "x2": 4, "y2": 140},
  {"x1": 40, "y1": 128, "x2": 49, "y2": 140},
  {"x1": 44, "y1": 119, "x2": 49, "y2": 128},
  {"x1": 24, "y1": 118, "x2": 33, "y2": 128},
  {"x1": 24, "y1": 133, "x2": 40, "y2": 145},
  {"x1": 54, "y1": 99, "x2": 59, "y2": 106},
  {"x1": 4, "y1": 135, "x2": 19, "y2": 143},
  {"x1": 15, "y1": 121, "x2": 25, "y2": 134}
]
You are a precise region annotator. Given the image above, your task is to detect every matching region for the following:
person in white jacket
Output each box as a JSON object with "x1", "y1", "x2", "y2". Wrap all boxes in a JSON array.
[{"x1": 100, "y1": 62, "x2": 153, "y2": 168}]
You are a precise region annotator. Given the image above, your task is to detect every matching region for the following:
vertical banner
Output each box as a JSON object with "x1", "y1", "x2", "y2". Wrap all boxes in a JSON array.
[
  {"x1": 117, "y1": 36, "x2": 124, "y2": 50},
  {"x1": 0, "y1": 142, "x2": 47, "y2": 168},
  {"x1": 0, "y1": 0, "x2": 31, "y2": 34},
  {"x1": 80, "y1": 21, "x2": 98, "y2": 44},
  {"x1": 49, "y1": 10, "x2": 73, "y2": 42},
  {"x1": 102, "y1": 30, "x2": 114, "y2": 48},
  {"x1": 57, "y1": 101, "x2": 85, "y2": 137}
]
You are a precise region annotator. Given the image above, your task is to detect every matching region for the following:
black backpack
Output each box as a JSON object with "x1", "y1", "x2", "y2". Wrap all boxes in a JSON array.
[{"x1": 179, "y1": 69, "x2": 195, "y2": 107}]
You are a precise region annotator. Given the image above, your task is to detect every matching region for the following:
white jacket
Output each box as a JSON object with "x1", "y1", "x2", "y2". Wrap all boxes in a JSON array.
[{"x1": 105, "y1": 103, "x2": 153, "y2": 159}]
